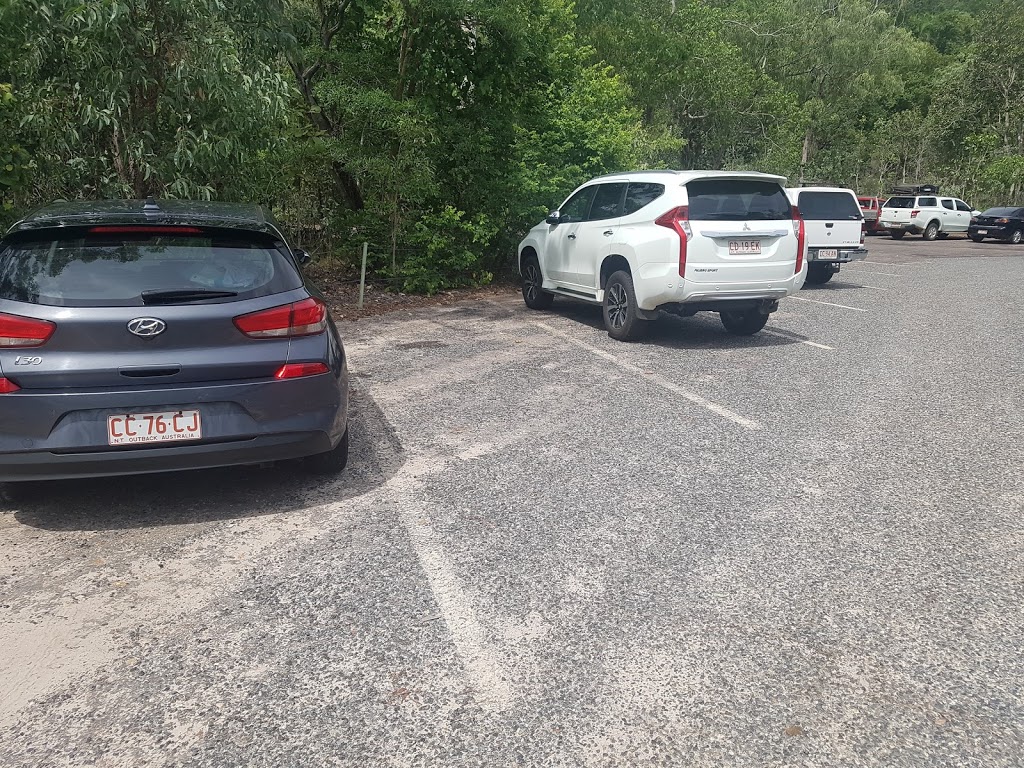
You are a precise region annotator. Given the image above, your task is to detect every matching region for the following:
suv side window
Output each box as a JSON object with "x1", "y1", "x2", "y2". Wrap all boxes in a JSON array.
[
  {"x1": 623, "y1": 183, "x2": 666, "y2": 216},
  {"x1": 559, "y1": 187, "x2": 598, "y2": 223},
  {"x1": 919, "y1": 197, "x2": 937, "y2": 207},
  {"x1": 941, "y1": 199, "x2": 955, "y2": 210},
  {"x1": 589, "y1": 183, "x2": 627, "y2": 221},
  {"x1": 955, "y1": 200, "x2": 972, "y2": 212}
]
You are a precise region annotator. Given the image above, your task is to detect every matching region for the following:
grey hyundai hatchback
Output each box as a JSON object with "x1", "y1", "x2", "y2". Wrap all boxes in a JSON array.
[{"x1": 0, "y1": 199, "x2": 349, "y2": 481}]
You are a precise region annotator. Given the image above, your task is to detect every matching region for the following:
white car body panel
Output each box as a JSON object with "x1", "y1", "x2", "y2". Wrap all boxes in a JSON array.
[{"x1": 786, "y1": 187, "x2": 867, "y2": 264}]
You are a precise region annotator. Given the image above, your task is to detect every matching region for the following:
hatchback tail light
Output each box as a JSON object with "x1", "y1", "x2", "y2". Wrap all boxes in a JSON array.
[
  {"x1": 654, "y1": 206, "x2": 690, "y2": 277},
  {"x1": 0, "y1": 377, "x2": 20, "y2": 394},
  {"x1": 0, "y1": 312, "x2": 56, "y2": 348},
  {"x1": 996, "y1": 217, "x2": 1010, "y2": 224},
  {"x1": 911, "y1": 209, "x2": 920, "y2": 218},
  {"x1": 234, "y1": 297, "x2": 327, "y2": 339},
  {"x1": 275, "y1": 362, "x2": 330, "y2": 380},
  {"x1": 792, "y1": 205, "x2": 806, "y2": 274}
]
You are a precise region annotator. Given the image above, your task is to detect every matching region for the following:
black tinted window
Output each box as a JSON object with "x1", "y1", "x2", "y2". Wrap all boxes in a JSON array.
[
  {"x1": 941, "y1": 199, "x2": 955, "y2": 210},
  {"x1": 589, "y1": 183, "x2": 626, "y2": 221},
  {"x1": 982, "y1": 207, "x2": 1022, "y2": 217},
  {"x1": 623, "y1": 183, "x2": 665, "y2": 215},
  {"x1": 885, "y1": 197, "x2": 915, "y2": 209},
  {"x1": 797, "y1": 191, "x2": 862, "y2": 220},
  {"x1": 560, "y1": 187, "x2": 597, "y2": 223},
  {"x1": 956, "y1": 200, "x2": 973, "y2": 212},
  {"x1": 0, "y1": 228, "x2": 302, "y2": 307},
  {"x1": 919, "y1": 197, "x2": 937, "y2": 207},
  {"x1": 686, "y1": 180, "x2": 790, "y2": 221}
]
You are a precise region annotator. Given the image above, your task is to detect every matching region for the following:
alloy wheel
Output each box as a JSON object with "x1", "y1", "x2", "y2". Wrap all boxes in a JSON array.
[
  {"x1": 524, "y1": 264, "x2": 541, "y2": 301},
  {"x1": 607, "y1": 284, "x2": 628, "y2": 330}
]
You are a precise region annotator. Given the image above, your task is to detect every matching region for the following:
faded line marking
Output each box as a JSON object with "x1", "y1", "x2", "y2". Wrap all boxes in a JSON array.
[
  {"x1": 535, "y1": 322, "x2": 759, "y2": 430},
  {"x1": 842, "y1": 268, "x2": 902, "y2": 277},
  {"x1": 761, "y1": 328, "x2": 834, "y2": 350},
  {"x1": 859, "y1": 260, "x2": 908, "y2": 266},
  {"x1": 788, "y1": 296, "x2": 868, "y2": 312},
  {"x1": 392, "y1": 455, "x2": 515, "y2": 713},
  {"x1": 852, "y1": 284, "x2": 889, "y2": 291}
]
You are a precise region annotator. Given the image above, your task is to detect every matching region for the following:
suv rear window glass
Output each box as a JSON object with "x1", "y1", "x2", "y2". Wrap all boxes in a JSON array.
[
  {"x1": 686, "y1": 180, "x2": 791, "y2": 221},
  {"x1": 797, "y1": 191, "x2": 862, "y2": 220},
  {"x1": 885, "y1": 197, "x2": 915, "y2": 209},
  {"x1": 623, "y1": 183, "x2": 665, "y2": 215},
  {"x1": 0, "y1": 228, "x2": 303, "y2": 307}
]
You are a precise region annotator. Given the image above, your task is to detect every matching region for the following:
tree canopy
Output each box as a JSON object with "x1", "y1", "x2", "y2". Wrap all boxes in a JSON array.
[{"x1": 1, "y1": 0, "x2": 1021, "y2": 290}]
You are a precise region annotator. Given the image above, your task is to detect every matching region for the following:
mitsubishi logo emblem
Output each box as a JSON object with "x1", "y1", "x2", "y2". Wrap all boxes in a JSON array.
[{"x1": 127, "y1": 317, "x2": 167, "y2": 338}]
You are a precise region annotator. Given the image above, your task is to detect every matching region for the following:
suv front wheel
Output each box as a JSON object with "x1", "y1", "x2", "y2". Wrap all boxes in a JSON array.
[
  {"x1": 720, "y1": 309, "x2": 769, "y2": 336},
  {"x1": 603, "y1": 271, "x2": 646, "y2": 342}
]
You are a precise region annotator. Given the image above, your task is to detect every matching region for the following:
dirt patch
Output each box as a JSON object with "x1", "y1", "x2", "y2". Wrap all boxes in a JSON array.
[{"x1": 307, "y1": 268, "x2": 519, "y2": 321}]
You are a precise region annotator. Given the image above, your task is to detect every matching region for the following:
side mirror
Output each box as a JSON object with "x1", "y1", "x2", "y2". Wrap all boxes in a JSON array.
[
  {"x1": 295, "y1": 249, "x2": 312, "y2": 265},
  {"x1": 545, "y1": 210, "x2": 561, "y2": 226}
]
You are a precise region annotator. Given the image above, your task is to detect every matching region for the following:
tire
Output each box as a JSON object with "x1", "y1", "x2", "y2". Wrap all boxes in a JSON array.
[
  {"x1": 970, "y1": 235, "x2": 985, "y2": 243},
  {"x1": 923, "y1": 221, "x2": 940, "y2": 241},
  {"x1": 305, "y1": 428, "x2": 349, "y2": 475},
  {"x1": 890, "y1": 231, "x2": 905, "y2": 240},
  {"x1": 1010, "y1": 229, "x2": 1023, "y2": 245},
  {"x1": 720, "y1": 308, "x2": 769, "y2": 336},
  {"x1": 603, "y1": 270, "x2": 646, "y2": 342},
  {"x1": 804, "y1": 263, "x2": 834, "y2": 285},
  {"x1": 521, "y1": 255, "x2": 553, "y2": 310}
]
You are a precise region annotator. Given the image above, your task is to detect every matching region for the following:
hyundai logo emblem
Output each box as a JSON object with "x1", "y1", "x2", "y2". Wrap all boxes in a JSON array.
[{"x1": 127, "y1": 317, "x2": 167, "y2": 338}]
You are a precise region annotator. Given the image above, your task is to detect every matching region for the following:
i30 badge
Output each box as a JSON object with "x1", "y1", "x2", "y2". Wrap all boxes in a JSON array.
[{"x1": 127, "y1": 317, "x2": 167, "y2": 338}]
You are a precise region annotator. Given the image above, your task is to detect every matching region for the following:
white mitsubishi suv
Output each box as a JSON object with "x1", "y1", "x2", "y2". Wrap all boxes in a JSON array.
[{"x1": 518, "y1": 170, "x2": 807, "y2": 341}]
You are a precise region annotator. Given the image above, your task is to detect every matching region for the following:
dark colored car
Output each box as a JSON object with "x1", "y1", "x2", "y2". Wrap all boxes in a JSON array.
[
  {"x1": 0, "y1": 200, "x2": 349, "y2": 482},
  {"x1": 968, "y1": 207, "x2": 1024, "y2": 244},
  {"x1": 857, "y1": 196, "x2": 885, "y2": 234}
]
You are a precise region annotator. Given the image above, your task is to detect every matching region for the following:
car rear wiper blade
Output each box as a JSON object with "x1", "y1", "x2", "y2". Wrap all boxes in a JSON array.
[{"x1": 141, "y1": 289, "x2": 238, "y2": 305}]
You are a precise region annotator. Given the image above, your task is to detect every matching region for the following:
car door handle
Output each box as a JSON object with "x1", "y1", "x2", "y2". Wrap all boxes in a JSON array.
[
  {"x1": 567, "y1": 233, "x2": 576, "y2": 240},
  {"x1": 603, "y1": 230, "x2": 614, "y2": 236}
]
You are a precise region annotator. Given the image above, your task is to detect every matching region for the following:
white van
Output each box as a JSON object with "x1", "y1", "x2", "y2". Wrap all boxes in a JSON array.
[
  {"x1": 518, "y1": 170, "x2": 808, "y2": 341},
  {"x1": 786, "y1": 187, "x2": 867, "y2": 284}
]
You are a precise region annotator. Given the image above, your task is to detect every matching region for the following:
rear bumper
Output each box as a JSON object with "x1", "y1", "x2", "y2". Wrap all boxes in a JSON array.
[
  {"x1": 809, "y1": 247, "x2": 868, "y2": 263},
  {"x1": 634, "y1": 266, "x2": 806, "y2": 311},
  {"x1": 0, "y1": 432, "x2": 337, "y2": 482},
  {"x1": 881, "y1": 222, "x2": 922, "y2": 234},
  {"x1": 969, "y1": 224, "x2": 1014, "y2": 239},
  {"x1": 0, "y1": 370, "x2": 348, "y2": 481}
]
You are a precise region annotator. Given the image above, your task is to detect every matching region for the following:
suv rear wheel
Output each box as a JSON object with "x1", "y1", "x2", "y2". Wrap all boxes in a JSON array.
[
  {"x1": 521, "y1": 255, "x2": 553, "y2": 310},
  {"x1": 805, "y1": 263, "x2": 834, "y2": 285},
  {"x1": 720, "y1": 309, "x2": 769, "y2": 336},
  {"x1": 603, "y1": 271, "x2": 646, "y2": 342},
  {"x1": 923, "y1": 221, "x2": 940, "y2": 241}
]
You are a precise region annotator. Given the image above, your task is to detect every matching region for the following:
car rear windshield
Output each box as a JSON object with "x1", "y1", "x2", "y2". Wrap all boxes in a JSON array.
[
  {"x1": 982, "y1": 207, "x2": 1022, "y2": 217},
  {"x1": 0, "y1": 227, "x2": 303, "y2": 307},
  {"x1": 686, "y1": 179, "x2": 791, "y2": 221},
  {"x1": 884, "y1": 197, "x2": 915, "y2": 209},
  {"x1": 797, "y1": 191, "x2": 862, "y2": 220}
]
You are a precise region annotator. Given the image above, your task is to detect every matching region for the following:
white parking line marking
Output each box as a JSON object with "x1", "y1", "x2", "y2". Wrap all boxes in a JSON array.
[
  {"x1": 761, "y1": 329, "x2": 834, "y2": 350},
  {"x1": 535, "y1": 322, "x2": 759, "y2": 430},
  {"x1": 853, "y1": 284, "x2": 889, "y2": 291},
  {"x1": 859, "y1": 260, "x2": 907, "y2": 266},
  {"x1": 788, "y1": 296, "x2": 868, "y2": 312},
  {"x1": 843, "y1": 268, "x2": 902, "y2": 276}
]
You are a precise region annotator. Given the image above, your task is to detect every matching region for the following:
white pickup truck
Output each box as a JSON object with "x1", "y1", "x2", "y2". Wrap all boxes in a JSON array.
[
  {"x1": 879, "y1": 194, "x2": 979, "y2": 240},
  {"x1": 786, "y1": 187, "x2": 867, "y2": 285}
]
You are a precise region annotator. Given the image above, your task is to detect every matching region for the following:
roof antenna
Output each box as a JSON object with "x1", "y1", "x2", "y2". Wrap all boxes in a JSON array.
[{"x1": 143, "y1": 197, "x2": 160, "y2": 214}]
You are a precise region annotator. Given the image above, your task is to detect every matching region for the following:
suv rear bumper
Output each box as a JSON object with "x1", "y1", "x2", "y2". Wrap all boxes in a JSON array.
[{"x1": 634, "y1": 270, "x2": 805, "y2": 311}]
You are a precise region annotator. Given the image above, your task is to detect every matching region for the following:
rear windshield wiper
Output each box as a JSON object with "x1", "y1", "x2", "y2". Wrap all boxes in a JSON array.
[{"x1": 141, "y1": 289, "x2": 238, "y2": 305}]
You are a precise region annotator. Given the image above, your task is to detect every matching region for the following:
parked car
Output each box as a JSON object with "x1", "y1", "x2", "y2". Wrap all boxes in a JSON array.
[
  {"x1": 0, "y1": 200, "x2": 349, "y2": 482},
  {"x1": 787, "y1": 187, "x2": 867, "y2": 285},
  {"x1": 518, "y1": 170, "x2": 807, "y2": 341},
  {"x1": 968, "y1": 207, "x2": 1024, "y2": 244},
  {"x1": 879, "y1": 194, "x2": 979, "y2": 240},
  {"x1": 858, "y1": 196, "x2": 885, "y2": 234}
]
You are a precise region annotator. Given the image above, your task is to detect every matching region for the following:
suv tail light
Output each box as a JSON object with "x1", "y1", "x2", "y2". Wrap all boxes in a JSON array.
[
  {"x1": 654, "y1": 206, "x2": 690, "y2": 277},
  {"x1": 861, "y1": 223, "x2": 866, "y2": 245},
  {"x1": 0, "y1": 377, "x2": 20, "y2": 394},
  {"x1": 792, "y1": 205, "x2": 806, "y2": 274},
  {"x1": 911, "y1": 209, "x2": 920, "y2": 218},
  {"x1": 234, "y1": 297, "x2": 327, "y2": 339},
  {"x1": 0, "y1": 312, "x2": 56, "y2": 348}
]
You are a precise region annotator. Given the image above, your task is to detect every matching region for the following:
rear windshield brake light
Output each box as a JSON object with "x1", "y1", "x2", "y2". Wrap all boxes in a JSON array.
[
  {"x1": 87, "y1": 226, "x2": 205, "y2": 235},
  {"x1": 0, "y1": 312, "x2": 56, "y2": 347}
]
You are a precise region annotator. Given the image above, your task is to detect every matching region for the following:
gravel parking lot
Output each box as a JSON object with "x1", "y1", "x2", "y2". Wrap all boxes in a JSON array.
[{"x1": 2, "y1": 234, "x2": 1023, "y2": 766}]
